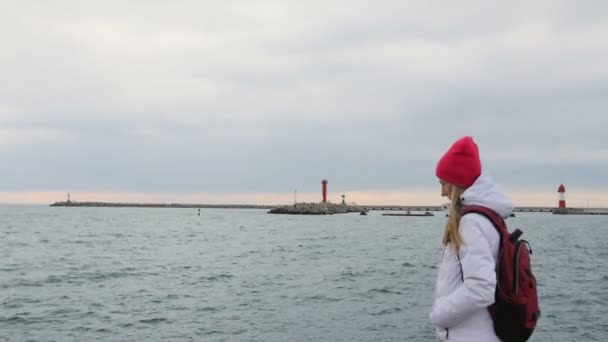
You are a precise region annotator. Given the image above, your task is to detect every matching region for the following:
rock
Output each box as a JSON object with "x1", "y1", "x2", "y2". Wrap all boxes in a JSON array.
[{"x1": 268, "y1": 202, "x2": 367, "y2": 215}]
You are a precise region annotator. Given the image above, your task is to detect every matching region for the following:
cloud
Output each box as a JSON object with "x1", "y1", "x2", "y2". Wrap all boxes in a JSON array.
[
  {"x1": 0, "y1": 127, "x2": 72, "y2": 148},
  {"x1": 0, "y1": 1, "x2": 606, "y2": 202}
]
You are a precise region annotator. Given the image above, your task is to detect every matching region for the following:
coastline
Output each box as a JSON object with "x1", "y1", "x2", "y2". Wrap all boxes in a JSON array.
[
  {"x1": 49, "y1": 201, "x2": 588, "y2": 213},
  {"x1": 49, "y1": 201, "x2": 276, "y2": 209}
]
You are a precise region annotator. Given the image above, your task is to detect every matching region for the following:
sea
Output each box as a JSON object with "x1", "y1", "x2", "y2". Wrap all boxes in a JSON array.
[{"x1": 1, "y1": 206, "x2": 607, "y2": 341}]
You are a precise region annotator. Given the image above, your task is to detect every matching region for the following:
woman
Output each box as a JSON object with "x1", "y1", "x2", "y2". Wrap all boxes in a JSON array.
[{"x1": 430, "y1": 136, "x2": 513, "y2": 341}]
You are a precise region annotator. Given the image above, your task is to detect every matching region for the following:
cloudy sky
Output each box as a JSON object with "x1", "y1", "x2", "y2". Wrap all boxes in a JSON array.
[{"x1": 1, "y1": 1, "x2": 607, "y2": 206}]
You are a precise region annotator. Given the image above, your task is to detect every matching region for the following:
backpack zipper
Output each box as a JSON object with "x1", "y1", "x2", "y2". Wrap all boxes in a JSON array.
[
  {"x1": 513, "y1": 240, "x2": 527, "y2": 294},
  {"x1": 496, "y1": 248, "x2": 504, "y2": 291}
]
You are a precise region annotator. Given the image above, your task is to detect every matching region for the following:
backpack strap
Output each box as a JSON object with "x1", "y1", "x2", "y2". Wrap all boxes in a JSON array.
[
  {"x1": 456, "y1": 206, "x2": 513, "y2": 283},
  {"x1": 460, "y1": 205, "x2": 506, "y2": 233},
  {"x1": 455, "y1": 205, "x2": 503, "y2": 282},
  {"x1": 460, "y1": 205, "x2": 524, "y2": 242}
]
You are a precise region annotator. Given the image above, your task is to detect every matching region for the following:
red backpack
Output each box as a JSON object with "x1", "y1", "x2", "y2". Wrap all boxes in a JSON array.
[{"x1": 461, "y1": 205, "x2": 541, "y2": 342}]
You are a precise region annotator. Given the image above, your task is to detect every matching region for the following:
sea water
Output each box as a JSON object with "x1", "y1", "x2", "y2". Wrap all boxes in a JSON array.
[{"x1": 1, "y1": 206, "x2": 607, "y2": 341}]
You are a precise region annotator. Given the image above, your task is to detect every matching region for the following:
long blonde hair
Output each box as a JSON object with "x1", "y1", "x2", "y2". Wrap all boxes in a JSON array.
[{"x1": 443, "y1": 184, "x2": 467, "y2": 251}]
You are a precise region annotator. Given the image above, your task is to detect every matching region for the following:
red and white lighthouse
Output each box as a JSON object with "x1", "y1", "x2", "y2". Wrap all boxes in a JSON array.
[
  {"x1": 322, "y1": 179, "x2": 328, "y2": 203},
  {"x1": 558, "y1": 184, "x2": 566, "y2": 208}
]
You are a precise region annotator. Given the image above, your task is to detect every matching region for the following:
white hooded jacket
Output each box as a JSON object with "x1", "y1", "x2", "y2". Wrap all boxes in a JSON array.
[{"x1": 430, "y1": 174, "x2": 513, "y2": 341}]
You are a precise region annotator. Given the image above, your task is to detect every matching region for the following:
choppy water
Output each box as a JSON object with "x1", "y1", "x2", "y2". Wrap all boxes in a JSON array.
[{"x1": 1, "y1": 206, "x2": 607, "y2": 341}]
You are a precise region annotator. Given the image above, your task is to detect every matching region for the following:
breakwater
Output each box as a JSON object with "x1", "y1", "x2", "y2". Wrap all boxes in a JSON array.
[
  {"x1": 268, "y1": 202, "x2": 366, "y2": 215},
  {"x1": 552, "y1": 208, "x2": 608, "y2": 215},
  {"x1": 50, "y1": 201, "x2": 608, "y2": 214},
  {"x1": 50, "y1": 201, "x2": 275, "y2": 209}
]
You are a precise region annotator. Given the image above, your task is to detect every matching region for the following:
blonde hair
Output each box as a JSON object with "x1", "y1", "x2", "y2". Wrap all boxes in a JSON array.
[{"x1": 443, "y1": 184, "x2": 467, "y2": 251}]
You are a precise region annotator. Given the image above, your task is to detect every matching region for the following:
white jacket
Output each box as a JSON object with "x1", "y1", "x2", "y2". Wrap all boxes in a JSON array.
[{"x1": 430, "y1": 174, "x2": 513, "y2": 341}]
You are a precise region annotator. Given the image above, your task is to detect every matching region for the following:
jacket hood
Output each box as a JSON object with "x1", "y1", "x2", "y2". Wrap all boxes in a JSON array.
[{"x1": 460, "y1": 173, "x2": 513, "y2": 219}]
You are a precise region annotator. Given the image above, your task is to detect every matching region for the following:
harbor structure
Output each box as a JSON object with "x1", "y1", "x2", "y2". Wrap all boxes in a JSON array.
[
  {"x1": 553, "y1": 184, "x2": 608, "y2": 215},
  {"x1": 558, "y1": 184, "x2": 566, "y2": 209},
  {"x1": 268, "y1": 179, "x2": 366, "y2": 214}
]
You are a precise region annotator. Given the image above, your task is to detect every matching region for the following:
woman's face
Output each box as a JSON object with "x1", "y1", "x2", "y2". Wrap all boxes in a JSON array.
[{"x1": 440, "y1": 180, "x2": 452, "y2": 199}]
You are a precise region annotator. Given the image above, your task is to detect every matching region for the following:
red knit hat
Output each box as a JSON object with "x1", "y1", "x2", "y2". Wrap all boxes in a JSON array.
[{"x1": 435, "y1": 136, "x2": 481, "y2": 188}]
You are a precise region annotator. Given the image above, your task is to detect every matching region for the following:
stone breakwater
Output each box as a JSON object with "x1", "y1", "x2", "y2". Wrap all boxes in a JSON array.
[
  {"x1": 50, "y1": 201, "x2": 274, "y2": 209},
  {"x1": 268, "y1": 202, "x2": 367, "y2": 215}
]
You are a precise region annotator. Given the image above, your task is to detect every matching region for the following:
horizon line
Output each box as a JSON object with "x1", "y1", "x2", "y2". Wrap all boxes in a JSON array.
[
  {"x1": 1, "y1": 189, "x2": 607, "y2": 207},
  {"x1": 45, "y1": 200, "x2": 604, "y2": 210}
]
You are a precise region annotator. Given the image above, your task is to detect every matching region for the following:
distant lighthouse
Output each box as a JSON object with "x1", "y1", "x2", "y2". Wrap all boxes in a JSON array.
[
  {"x1": 558, "y1": 184, "x2": 566, "y2": 208},
  {"x1": 322, "y1": 179, "x2": 328, "y2": 203}
]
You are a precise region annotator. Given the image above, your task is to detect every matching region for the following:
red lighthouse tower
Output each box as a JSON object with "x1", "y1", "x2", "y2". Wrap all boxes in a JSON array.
[
  {"x1": 558, "y1": 184, "x2": 566, "y2": 208},
  {"x1": 322, "y1": 179, "x2": 328, "y2": 203}
]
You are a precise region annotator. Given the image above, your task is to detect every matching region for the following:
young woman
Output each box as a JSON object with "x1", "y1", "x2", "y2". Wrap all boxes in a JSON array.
[{"x1": 430, "y1": 136, "x2": 513, "y2": 341}]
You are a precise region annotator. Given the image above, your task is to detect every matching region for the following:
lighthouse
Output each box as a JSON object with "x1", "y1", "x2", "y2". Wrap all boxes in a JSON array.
[
  {"x1": 322, "y1": 179, "x2": 328, "y2": 203},
  {"x1": 558, "y1": 184, "x2": 566, "y2": 208}
]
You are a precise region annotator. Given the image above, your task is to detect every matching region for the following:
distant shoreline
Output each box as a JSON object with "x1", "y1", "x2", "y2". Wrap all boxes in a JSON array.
[
  {"x1": 48, "y1": 201, "x2": 582, "y2": 213},
  {"x1": 49, "y1": 201, "x2": 277, "y2": 209},
  {"x1": 49, "y1": 201, "x2": 441, "y2": 210}
]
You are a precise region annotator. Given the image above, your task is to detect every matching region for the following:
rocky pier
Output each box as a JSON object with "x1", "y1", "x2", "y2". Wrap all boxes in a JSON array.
[{"x1": 267, "y1": 202, "x2": 367, "y2": 215}]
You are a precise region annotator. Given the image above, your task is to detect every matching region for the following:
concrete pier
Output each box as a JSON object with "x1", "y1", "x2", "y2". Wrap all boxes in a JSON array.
[
  {"x1": 50, "y1": 201, "x2": 275, "y2": 209},
  {"x1": 49, "y1": 201, "x2": 607, "y2": 214},
  {"x1": 361, "y1": 205, "x2": 555, "y2": 213},
  {"x1": 552, "y1": 208, "x2": 608, "y2": 215},
  {"x1": 268, "y1": 202, "x2": 366, "y2": 215}
]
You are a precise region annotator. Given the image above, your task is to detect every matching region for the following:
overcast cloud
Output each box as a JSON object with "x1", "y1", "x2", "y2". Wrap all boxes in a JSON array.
[{"x1": 1, "y1": 1, "x2": 607, "y2": 204}]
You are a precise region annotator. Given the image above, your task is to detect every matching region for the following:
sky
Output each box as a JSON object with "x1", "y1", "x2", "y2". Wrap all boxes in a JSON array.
[{"x1": 1, "y1": 1, "x2": 607, "y2": 206}]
